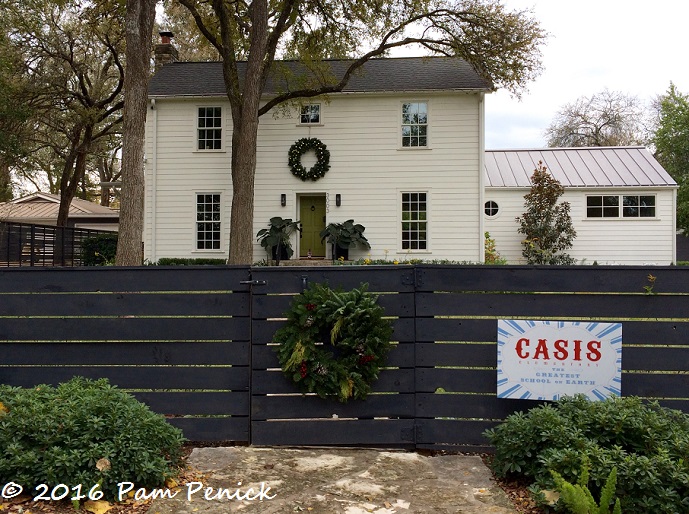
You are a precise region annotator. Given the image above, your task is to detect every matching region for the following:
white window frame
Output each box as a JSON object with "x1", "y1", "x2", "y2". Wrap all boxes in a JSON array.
[
  {"x1": 400, "y1": 191, "x2": 429, "y2": 252},
  {"x1": 197, "y1": 106, "x2": 223, "y2": 151},
  {"x1": 299, "y1": 103, "x2": 322, "y2": 125},
  {"x1": 585, "y1": 194, "x2": 657, "y2": 219},
  {"x1": 195, "y1": 193, "x2": 222, "y2": 251},
  {"x1": 400, "y1": 101, "x2": 429, "y2": 148}
]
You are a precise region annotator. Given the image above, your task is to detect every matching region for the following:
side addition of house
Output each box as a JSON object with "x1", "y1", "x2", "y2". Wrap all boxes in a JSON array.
[
  {"x1": 483, "y1": 147, "x2": 678, "y2": 265},
  {"x1": 145, "y1": 51, "x2": 493, "y2": 263}
]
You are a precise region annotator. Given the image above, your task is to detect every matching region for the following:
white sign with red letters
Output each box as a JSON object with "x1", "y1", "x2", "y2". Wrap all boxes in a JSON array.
[{"x1": 497, "y1": 320, "x2": 622, "y2": 401}]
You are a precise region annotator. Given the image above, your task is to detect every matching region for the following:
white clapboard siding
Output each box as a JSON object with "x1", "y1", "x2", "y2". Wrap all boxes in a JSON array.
[
  {"x1": 146, "y1": 92, "x2": 483, "y2": 262},
  {"x1": 485, "y1": 187, "x2": 676, "y2": 265}
]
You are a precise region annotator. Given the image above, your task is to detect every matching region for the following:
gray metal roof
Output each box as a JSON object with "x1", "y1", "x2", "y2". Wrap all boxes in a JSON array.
[
  {"x1": 149, "y1": 57, "x2": 492, "y2": 98},
  {"x1": 484, "y1": 147, "x2": 677, "y2": 188},
  {"x1": 0, "y1": 193, "x2": 119, "y2": 221}
]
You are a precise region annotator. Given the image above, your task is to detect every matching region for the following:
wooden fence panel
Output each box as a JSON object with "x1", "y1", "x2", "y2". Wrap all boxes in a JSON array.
[
  {"x1": 0, "y1": 266, "x2": 252, "y2": 443},
  {"x1": 414, "y1": 265, "x2": 689, "y2": 451}
]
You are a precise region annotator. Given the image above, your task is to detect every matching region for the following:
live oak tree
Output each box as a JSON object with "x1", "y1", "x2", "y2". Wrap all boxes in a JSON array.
[
  {"x1": 544, "y1": 89, "x2": 646, "y2": 148},
  {"x1": 652, "y1": 83, "x2": 689, "y2": 234},
  {"x1": 516, "y1": 162, "x2": 576, "y2": 265},
  {"x1": 170, "y1": 0, "x2": 546, "y2": 264},
  {"x1": 2, "y1": 0, "x2": 125, "y2": 225},
  {"x1": 116, "y1": 0, "x2": 157, "y2": 266}
]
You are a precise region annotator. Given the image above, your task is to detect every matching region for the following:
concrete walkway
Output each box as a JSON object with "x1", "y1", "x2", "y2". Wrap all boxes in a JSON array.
[{"x1": 146, "y1": 446, "x2": 516, "y2": 513}]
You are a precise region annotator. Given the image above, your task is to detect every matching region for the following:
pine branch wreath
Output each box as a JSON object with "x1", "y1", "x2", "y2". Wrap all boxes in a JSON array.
[
  {"x1": 288, "y1": 137, "x2": 330, "y2": 181},
  {"x1": 273, "y1": 282, "x2": 393, "y2": 402}
]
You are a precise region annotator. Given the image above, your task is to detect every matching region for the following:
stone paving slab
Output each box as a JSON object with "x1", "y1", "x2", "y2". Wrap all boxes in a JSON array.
[{"x1": 146, "y1": 447, "x2": 515, "y2": 513}]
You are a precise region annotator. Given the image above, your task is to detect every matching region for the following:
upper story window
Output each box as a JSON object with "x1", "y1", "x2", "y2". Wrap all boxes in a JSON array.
[
  {"x1": 485, "y1": 201, "x2": 499, "y2": 216},
  {"x1": 586, "y1": 195, "x2": 656, "y2": 218},
  {"x1": 197, "y1": 107, "x2": 222, "y2": 150},
  {"x1": 402, "y1": 192, "x2": 428, "y2": 250},
  {"x1": 402, "y1": 102, "x2": 428, "y2": 147},
  {"x1": 300, "y1": 104, "x2": 321, "y2": 124},
  {"x1": 196, "y1": 193, "x2": 221, "y2": 250}
]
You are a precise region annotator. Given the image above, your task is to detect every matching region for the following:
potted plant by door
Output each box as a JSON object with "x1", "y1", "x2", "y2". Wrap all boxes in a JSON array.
[
  {"x1": 256, "y1": 217, "x2": 300, "y2": 264},
  {"x1": 319, "y1": 219, "x2": 371, "y2": 261}
]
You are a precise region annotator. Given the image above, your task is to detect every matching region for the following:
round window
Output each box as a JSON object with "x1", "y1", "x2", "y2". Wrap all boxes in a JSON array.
[{"x1": 485, "y1": 200, "x2": 499, "y2": 216}]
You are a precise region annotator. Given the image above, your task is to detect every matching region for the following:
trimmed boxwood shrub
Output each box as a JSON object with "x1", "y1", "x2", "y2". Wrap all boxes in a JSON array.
[
  {"x1": 0, "y1": 377, "x2": 185, "y2": 501},
  {"x1": 154, "y1": 257, "x2": 227, "y2": 266},
  {"x1": 81, "y1": 233, "x2": 118, "y2": 266},
  {"x1": 484, "y1": 395, "x2": 689, "y2": 513}
]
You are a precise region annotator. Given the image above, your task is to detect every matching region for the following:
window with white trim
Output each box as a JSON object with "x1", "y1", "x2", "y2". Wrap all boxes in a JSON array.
[
  {"x1": 197, "y1": 107, "x2": 222, "y2": 150},
  {"x1": 402, "y1": 192, "x2": 427, "y2": 250},
  {"x1": 401, "y1": 102, "x2": 428, "y2": 147},
  {"x1": 586, "y1": 194, "x2": 656, "y2": 218},
  {"x1": 300, "y1": 104, "x2": 320, "y2": 124},
  {"x1": 196, "y1": 193, "x2": 221, "y2": 250}
]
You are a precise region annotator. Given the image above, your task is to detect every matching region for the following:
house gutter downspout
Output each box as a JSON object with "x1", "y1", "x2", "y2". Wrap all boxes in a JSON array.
[
  {"x1": 149, "y1": 98, "x2": 158, "y2": 262},
  {"x1": 672, "y1": 186, "x2": 677, "y2": 264},
  {"x1": 478, "y1": 92, "x2": 486, "y2": 263}
]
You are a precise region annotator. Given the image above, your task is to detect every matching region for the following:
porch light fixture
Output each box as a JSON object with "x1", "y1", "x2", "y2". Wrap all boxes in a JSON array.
[
  {"x1": 281, "y1": 194, "x2": 286, "y2": 207},
  {"x1": 335, "y1": 194, "x2": 341, "y2": 207}
]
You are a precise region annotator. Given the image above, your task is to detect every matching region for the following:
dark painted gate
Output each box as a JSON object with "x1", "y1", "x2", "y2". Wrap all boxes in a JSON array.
[{"x1": 249, "y1": 266, "x2": 417, "y2": 447}]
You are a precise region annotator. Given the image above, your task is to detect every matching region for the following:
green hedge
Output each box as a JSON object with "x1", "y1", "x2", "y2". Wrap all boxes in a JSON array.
[{"x1": 81, "y1": 233, "x2": 118, "y2": 266}]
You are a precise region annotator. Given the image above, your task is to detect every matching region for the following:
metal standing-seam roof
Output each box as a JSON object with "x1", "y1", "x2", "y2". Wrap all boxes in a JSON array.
[
  {"x1": 484, "y1": 147, "x2": 677, "y2": 188},
  {"x1": 149, "y1": 57, "x2": 493, "y2": 98},
  {"x1": 0, "y1": 193, "x2": 119, "y2": 221}
]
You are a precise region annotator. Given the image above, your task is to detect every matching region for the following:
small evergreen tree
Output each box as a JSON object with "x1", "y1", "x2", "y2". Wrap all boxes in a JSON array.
[{"x1": 517, "y1": 162, "x2": 576, "y2": 264}]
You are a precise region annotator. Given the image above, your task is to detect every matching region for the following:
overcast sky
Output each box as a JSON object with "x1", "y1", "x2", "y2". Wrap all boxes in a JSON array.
[{"x1": 485, "y1": 0, "x2": 689, "y2": 149}]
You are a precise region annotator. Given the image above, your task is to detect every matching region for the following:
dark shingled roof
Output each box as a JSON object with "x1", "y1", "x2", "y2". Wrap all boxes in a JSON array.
[{"x1": 149, "y1": 57, "x2": 493, "y2": 97}]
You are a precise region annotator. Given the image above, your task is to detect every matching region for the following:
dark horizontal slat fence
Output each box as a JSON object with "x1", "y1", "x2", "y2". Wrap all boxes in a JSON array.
[
  {"x1": 0, "y1": 266, "x2": 252, "y2": 442},
  {"x1": 1, "y1": 265, "x2": 688, "y2": 450},
  {"x1": 0, "y1": 221, "x2": 114, "y2": 267},
  {"x1": 413, "y1": 265, "x2": 689, "y2": 451}
]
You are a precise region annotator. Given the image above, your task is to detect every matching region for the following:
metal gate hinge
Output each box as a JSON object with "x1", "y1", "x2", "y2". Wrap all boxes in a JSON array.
[{"x1": 240, "y1": 280, "x2": 267, "y2": 286}]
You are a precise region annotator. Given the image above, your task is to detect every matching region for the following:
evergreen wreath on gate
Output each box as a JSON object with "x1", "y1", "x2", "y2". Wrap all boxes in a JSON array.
[
  {"x1": 273, "y1": 282, "x2": 393, "y2": 402},
  {"x1": 288, "y1": 137, "x2": 330, "y2": 181}
]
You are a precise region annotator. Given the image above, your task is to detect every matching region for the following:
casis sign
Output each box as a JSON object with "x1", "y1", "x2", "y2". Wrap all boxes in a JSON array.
[{"x1": 497, "y1": 320, "x2": 622, "y2": 401}]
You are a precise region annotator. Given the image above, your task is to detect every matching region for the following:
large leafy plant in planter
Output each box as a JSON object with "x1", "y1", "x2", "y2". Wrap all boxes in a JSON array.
[
  {"x1": 256, "y1": 217, "x2": 300, "y2": 264},
  {"x1": 320, "y1": 219, "x2": 370, "y2": 261}
]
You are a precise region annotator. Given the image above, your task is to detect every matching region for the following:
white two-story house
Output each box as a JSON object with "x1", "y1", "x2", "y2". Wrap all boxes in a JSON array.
[{"x1": 145, "y1": 54, "x2": 492, "y2": 263}]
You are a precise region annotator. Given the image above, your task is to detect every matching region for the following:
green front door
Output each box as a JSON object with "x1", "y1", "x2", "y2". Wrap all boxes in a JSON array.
[{"x1": 299, "y1": 195, "x2": 326, "y2": 258}]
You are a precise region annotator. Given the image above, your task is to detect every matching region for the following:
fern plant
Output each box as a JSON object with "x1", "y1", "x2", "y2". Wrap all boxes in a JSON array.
[{"x1": 551, "y1": 458, "x2": 621, "y2": 514}]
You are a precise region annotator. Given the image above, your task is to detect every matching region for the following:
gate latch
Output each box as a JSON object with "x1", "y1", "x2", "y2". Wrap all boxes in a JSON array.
[{"x1": 239, "y1": 280, "x2": 267, "y2": 286}]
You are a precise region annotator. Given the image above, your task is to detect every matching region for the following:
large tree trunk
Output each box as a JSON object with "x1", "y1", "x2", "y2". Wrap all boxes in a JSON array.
[
  {"x1": 116, "y1": 0, "x2": 157, "y2": 266},
  {"x1": 228, "y1": 119, "x2": 259, "y2": 264},
  {"x1": 226, "y1": 0, "x2": 268, "y2": 265}
]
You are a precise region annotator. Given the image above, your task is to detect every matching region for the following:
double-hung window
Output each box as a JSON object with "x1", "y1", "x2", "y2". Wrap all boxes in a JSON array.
[
  {"x1": 196, "y1": 193, "x2": 221, "y2": 250},
  {"x1": 586, "y1": 195, "x2": 656, "y2": 218},
  {"x1": 401, "y1": 102, "x2": 428, "y2": 147},
  {"x1": 300, "y1": 104, "x2": 321, "y2": 124},
  {"x1": 197, "y1": 107, "x2": 222, "y2": 150},
  {"x1": 402, "y1": 192, "x2": 428, "y2": 250}
]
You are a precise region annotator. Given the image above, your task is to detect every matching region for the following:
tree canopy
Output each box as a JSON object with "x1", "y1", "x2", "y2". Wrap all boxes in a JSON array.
[
  {"x1": 544, "y1": 89, "x2": 646, "y2": 148},
  {"x1": 1, "y1": 0, "x2": 125, "y2": 223},
  {"x1": 170, "y1": 0, "x2": 547, "y2": 263},
  {"x1": 652, "y1": 83, "x2": 689, "y2": 234}
]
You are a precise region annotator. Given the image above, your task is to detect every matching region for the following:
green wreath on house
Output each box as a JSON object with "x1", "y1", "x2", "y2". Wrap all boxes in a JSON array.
[
  {"x1": 288, "y1": 137, "x2": 330, "y2": 181},
  {"x1": 273, "y1": 282, "x2": 393, "y2": 402}
]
